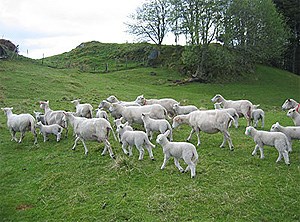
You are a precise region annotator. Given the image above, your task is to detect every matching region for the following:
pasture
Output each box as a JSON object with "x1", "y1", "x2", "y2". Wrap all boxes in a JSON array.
[{"x1": 0, "y1": 59, "x2": 300, "y2": 221}]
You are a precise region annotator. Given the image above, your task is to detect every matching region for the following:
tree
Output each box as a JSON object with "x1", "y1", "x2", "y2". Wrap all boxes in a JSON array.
[{"x1": 125, "y1": 0, "x2": 171, "y2": 46}]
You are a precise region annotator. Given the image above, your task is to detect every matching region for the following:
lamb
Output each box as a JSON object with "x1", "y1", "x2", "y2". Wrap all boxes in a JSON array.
[
  {"x1": 172, "y1": 109, "x2": 234, "y2": 150},
  {"x1": 71, "y1": 99, "x2": 93, "y2": 118},
  {"x1": 245, "y1": 126, "x2": 290, "y2": 165},
  {"x1": 2, "y1": 107, "x2": 37, "y2": 144},
  {"x1": 109, "y1": 103, "x2": 167, "y2": 125},
  {"x1": 98, "y1": 100, "x2": 121, "y2": 119},
  {"x1": 36, "y1": 121, "x2": 63, "y2": 142},
  {"x1": 211, "y1": 94, "x2": 253, "y2": 126},
  {"x1": 141, "y1": 112, "x2": 173, "y2": 141},
  {"x1": 63, "y1": 112, "x2": 115, "y2": 158},
  {"x1": 113, "y1": 117, "x2": 128, "y2": 142},
  {"x1": 213, "y1": 102, "x2": 239, "y2": 128},
  {"x1": 287, "y1": 108, "x2": 300, "y2": 126},
  {"x1": 106, "y1": 95, "x2": 140, "y2": 107},
  {"x1": 251, "y1": 106, "x2": 265, "y2": 128},
  {"x1": 39, "y1": 100, "x2": 68, "y2": 137},
  {"x1": 173, "y1": 103, "x2": 198, "y2": 115},
  {"x1": 156, "y1": 130, "x2": 198, "y2": 178},
  {"x1": 135, "y1": 94, "x2": 179, "y2": 117},
  {"x1": 270, "y1": 122, "x2": 300, "y2": 151},
  {"x1": 95, "y1": 108, "x2": 108, "y2": 120},
  {"x1": 282, "y1": 98, "x2": 299, "y2": 112},
  {"x1": 117, "y1": 122, "x2": 155, "y2": 160},
  {"x1": 33, "y1": 111, "x2": 46, "y2": 125}
]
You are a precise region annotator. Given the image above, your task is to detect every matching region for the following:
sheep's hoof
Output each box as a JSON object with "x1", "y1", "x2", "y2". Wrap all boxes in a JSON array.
[
  {"x1": 151, "y1": 158, "x2": 155, "y2": 161},
  {"x1": 111, "y1": 155, "x2": 116, "y2": 159},
  {"x1": 230, "y1": 147, "x2": 234, "y2": 151},
  {"x1": 180, "y1": 169, "x2": 185, "y2": 173},
  {"x1": 191, "y1": 175, "x2": 195, "y2": 179},
  {"x1": 287, "y1": 163, "x2": 291, "y2": 166}
]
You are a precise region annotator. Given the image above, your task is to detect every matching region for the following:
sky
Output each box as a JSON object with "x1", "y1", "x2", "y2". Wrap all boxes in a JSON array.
[{"x1": 0, "y1": 0, "x2": 151, "y2": 59}]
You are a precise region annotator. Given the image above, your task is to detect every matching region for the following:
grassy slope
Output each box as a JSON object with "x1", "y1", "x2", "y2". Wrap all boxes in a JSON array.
[{"x1": 0, "y1": 59, "x2": 300, "y2": 221}]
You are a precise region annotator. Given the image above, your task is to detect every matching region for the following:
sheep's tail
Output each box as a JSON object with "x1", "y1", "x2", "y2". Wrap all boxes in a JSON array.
[
  {"x1": 284, "y1": 135, "x2": 292, "y2": 152},
  {"x1": 192, "y1": 149, "x2": 199, "y2": 164},
  {"x1": 145, "y1": 137, "x2": 155, "y2": 148}
]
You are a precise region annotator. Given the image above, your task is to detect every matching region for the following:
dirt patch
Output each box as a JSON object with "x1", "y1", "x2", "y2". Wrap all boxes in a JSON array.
[{"x1": 16, "y1": 204, "x2": 33, "y2": 211}]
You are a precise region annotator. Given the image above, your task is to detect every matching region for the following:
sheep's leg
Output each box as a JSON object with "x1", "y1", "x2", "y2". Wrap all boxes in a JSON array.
[
  {"x1": 174, "y1": 158, "x2": 184, "y2": 173},
  {"x1": 56, "y1": 132, "x2": 61, "y2": 142},
  {"x1": 169, "y1": 129, "x2": 173, "y2": 142},
  {"x1": 18, "y1": 131, "x2": 25, "y2": 143},
  {"x1": 281, "y1": 150, "x2": 290, "y2": 165},
  {"x1": 128, "y1": 145, "x2": 133, "y2": 157},
  {"x1": 72, "y1": 136, "x2": 80, "y2": 151},
  {"x1": 145, "y1": 144, "x2": 155, "y2": 160},
  {"x1": 43, "y1": 133, "x2": 47, "y2": 142},
  {"x1": 276, "y1": 152, "x2": 283, "y2": 163},
  {"x1": 137, "y1": 146, "x2": 144, "y2": 160},
  {"x1": 186, "y1": 128, "x2": 195, "y2": 141},
  {"x1": 104, "y1": 139, "x2": 115, "y2": 159},
  {"x1": 220, "y1": 133, "x2": 227, "y2": 148},
  {"x1": 161, "y1": 154, "x2": 170, "y2": 170},
  {"x1": 254, "y1": 119, "x2": 258, "y2": 128},
  {"x1": 10, "y1": 130, "x2": 18, "y2": 142},
  {"x1": 223, "y1": 131, "x2": 234, "y2": 150},
  {"x1": 252, "y1": 144, "x2": 259, "y2": 156},
  {"x1": 261, "y1": 116, "x2": 265, "y2": 128},
  {"x1": 195, "y1": 128, "x2": 201, "y2": 146},
  {"x1": 121, "y1": 142, "x2": 129, "y2": 155},
  {"x1": 184, "y1": 161, "x2": 196, "y2": 178},
  {"x1": 79, "y1": 138, "x2": 88, "y2": 155},
  {"x1": 234, "y1": 117, "x2": 239, "y2": 128},
  {"x1": 258, "y1": 146, "x2": 265, "y2": 159}
]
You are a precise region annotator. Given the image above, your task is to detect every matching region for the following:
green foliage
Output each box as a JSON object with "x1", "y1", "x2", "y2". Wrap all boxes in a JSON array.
[{"x1": 0, "y1": 59, "x2": 300, "y2": 221}]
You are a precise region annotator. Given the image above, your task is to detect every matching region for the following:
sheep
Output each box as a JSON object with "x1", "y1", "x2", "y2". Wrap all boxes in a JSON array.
[
  {"x1": 35, "y1": 121, "x2": 63, "y2": 142},
  {"x1": 33, "y1": 111, "x2": 46, "y2": 125},
  {"x1": 141, "y1": 112, "x2": 173, "y2": 141},
  {"x1": 135, "y1": 94, "x2": 179, "y2": 117},
  {"x1": 95, "y1": 108, "x2": 108, "y2": 120},
  {"x1": 245, "y1": 126, "x2": 290, "y2": 165},
  {"x1": 2, "y1": 107, "x2": 37, "y2": 144},
  {"x1": 173, "y1": 103, "x2": 198, "y2": 115},
  {"x1": 106, "y1": 95, "x2": 140, "y2": 107},
  {"x1": 71, "y1": 99, "x2": 93, "y2": 118},
  {"x1": 282, "y1": 98, "x2": 299, "y2": 112},
  {"x1": 63, "y1": 112, "x2": 116, "y2": 158},
  {"x1": 156, "y1": 130, "x2": 198, "y2": 178},
  {"x1": 172, "y1": 109, "x2": 234, "y2": 150},
  {"x1": 39, "y1": 100, "x2": 68, "y2": 137},
  {"x1": 211, "y1": 94, "x2": 253, "y2": 126},
  {"x1": 98, "y1": 100, "x2": 121, "y2": 119},
  {"x1": 251, "y1": 106, "x2": 265, "y2": 128},
  {"x1": 117, "y1": 122, "x2": 155, "y2": 160},
  {"x1": 213, "y1": 102, "x2": 239, "y2": 128},
  {"x1": 270, "y1": 122, "x2": 300, "y2": 152},
  {"x1": 287, "y1": 108, "x2": 300, "y2": 126},
  {"x1": 109, "y1": 103, "x2": 167, "y2": 125},
  {"x1": 113, "y1": 117, "x2": 127, "y2": 142}
]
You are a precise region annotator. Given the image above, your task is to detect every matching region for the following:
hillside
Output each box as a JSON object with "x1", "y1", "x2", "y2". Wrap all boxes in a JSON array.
[{"x1": 0, "y1": 59, "x2": 300, "y2": 221}]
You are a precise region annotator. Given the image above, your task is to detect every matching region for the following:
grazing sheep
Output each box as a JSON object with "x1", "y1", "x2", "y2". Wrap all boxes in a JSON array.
[
  {"x1": 71, "y1": 99, "x2": 93, "y2": 118},
  {"x1": 2, "y1": 107, "x2": 37, "y2": 144},
  {"x1": 282, "y1": 99, "x2": 299, "y2": 112},
  {"x1": 172, "y1": 110, "x2": 234, "y2": 150},
  {"x1": 117, "y1": 122, "x2": 155, "y2": 160},
  {"x1": 63, "y1": 112, "x2": 115, "y2": 158},
  {"x1": 95, "y1": 108, "x2": 108, "y2": 120},
  {"x1": 173, "y1": 103, "x2": 198, "y2": 115},
  {"x1": 33, "y1": 111, "x2": 46, "y2": 125},
  {"x1": 251, "y1": 105, "x2": 265, "y2": 128},
  {"x1": 141, "y1": 112, "x2": 173, "y2": 141},
  {"x1": 106, "y1": 95, "x2": 140, "y2": 107},
  {"x1": 270, "y1": 122, "x2": 300, "y2": 151},
  {"x1": 287, "y1": 108, "x2": 300, "y2": 126},
  {"x1": 213, "y1": 102, "x2": 239, "y2": 128},
  {"x1": 211, "y1": 94, "x2": 253, "y2": 126},
  {"x1": 135, "y1": 94, "x2": 179, "y2": 117},
  {"x1": 245, "y1": 126, "x2": 290, "y2": 165},
  {"x1": 156, "y1": 130, "x2": 198, "y2": 178},
  {"x1": 36, "y1": 121, "x2": 63, "y2": 142},
  {"x1": 109, "y1": 103, "x2": 167, "y2": 125},
  {"x1": 39, "y1": 100, "x2": 68, "y2": 137}
]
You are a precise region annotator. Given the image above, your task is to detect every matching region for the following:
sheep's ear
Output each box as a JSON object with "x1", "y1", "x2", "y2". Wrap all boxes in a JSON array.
[
  {"x1": 10, "y1": 107, "x2": 13, "y2": 110},
  {"x1": 142, "y1": 113, "x2": 145, "y2": 117},
  {"x1": 288, "y1": 99, "x2": 291, "y2": 102},
  {"x1": 124, "y1": 122, "x2": 129, "y2": 126},
  {"x1": 164, "y1": 130, "x2": 170, "y2": 137}
]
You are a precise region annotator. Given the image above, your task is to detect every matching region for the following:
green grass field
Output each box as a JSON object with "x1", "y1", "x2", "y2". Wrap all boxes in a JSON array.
[{"x1": 0, "y1": 58, "x2": 300, "y2": 221}]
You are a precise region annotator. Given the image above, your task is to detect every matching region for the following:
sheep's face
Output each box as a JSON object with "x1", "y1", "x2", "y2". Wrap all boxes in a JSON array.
[
  {"x1": 135, "y1": 95, "x2": 145, "y2": 105},
  {"x1": 287, "y1": 108, "x2": 296, "y2": 117},
  {"x1": 106, "y1": 95, "x2": 118, "y2": 103},
  {"x1": 39, "y1": 101, "x2": 49, "y2": 110},
  {"x1": 156, "y1": 134, "x2": 164, "y2": 144},
  {"x1": 172, "y1": 117, "x2": 182, "y2": 128},
  {"x1": 1, "y1": 107, "x2": 13, "y2": 115},
  {"x1": 270, "y1": 122, "x2": 280, "y2": 132},
  {"x1": 245, "y1": 126, "x2": 252, "y2": 136},
  {"x1": 281, "y1": 99, "x2": 293, "y2": 110},
  {"x1": 211, "y1": 94, "x2": 222, "y2": 103}
]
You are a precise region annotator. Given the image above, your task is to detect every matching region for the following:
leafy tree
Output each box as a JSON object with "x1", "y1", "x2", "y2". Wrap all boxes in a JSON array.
[{"x1": 125, "y1": 0, "x2": 171, "y2": 46}]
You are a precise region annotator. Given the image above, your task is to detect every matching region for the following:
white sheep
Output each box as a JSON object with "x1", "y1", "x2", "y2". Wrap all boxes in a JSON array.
[
  {"x1": 98, "y1": 100, "x2": 121, "y2": 119},
  {"x1": 71, "y1": 99, "x2": 93, "y2": 118},
  {"x1": 63, "y1": 112, "x2": 116, "y2": 158},
  {"x1": 2, "y1": 107, "x2": 37, "y2": 144},
  {"x1": 106, "y1": 95, "x2": 140, "y2": 107},
  {"x1": 245, "y1": 126, "x2": 290, "y2": 165},
  {"x1": 156, "y1": 130, "x2": 198, "y2": 178},
  {"x1": 135, "y1": 94, "x2": 179, "y2": 117},
  {"x1": 251, "y1": 105, "x2": 265, "y2": 128},
  {"x1": 173, "y1": 103, "x2": 198, "y2": 115},
  {"x1": 270, "y1": 122, "x2": 300, "y2": 151},
  {"x1": 40, "y1": 100, "x2": 68, "y2": 137},
  {"x1": 287, "y1": 108, "x2": 300, "y2": 126},
  {"x1": 36, "y1": 121, "x2": 63, "y2": 142},
  {"x1": 109, "y1": 103, "x2": 167, "y2": 125},
  {"x1": 213, "y1": 102, "x2": 239, "y2": 128},
  {"x1": 95, "y1": 108, "x2": 108, "y2": 120},
  {"x1": 282, "y1": 98, "x2": 299, "y2": 112},
  {"x1": 211, "y1": 94, "x2": 253, "y2": 126},
  {"x1": 117, "y1": 122, "x2": 155, "y2": 160},
  {"x1": 141, "y1": 112, "x2": 173, "y2": 141},
  {"x1": 113, "y1": 117, "x2": 128, "y2": 142},
  {"x1": 33, "y1": 111, "x2": 46, "y2": 125},
  {"x1": 172, "y1": 110, "x2": 234, "y2": 150}
]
